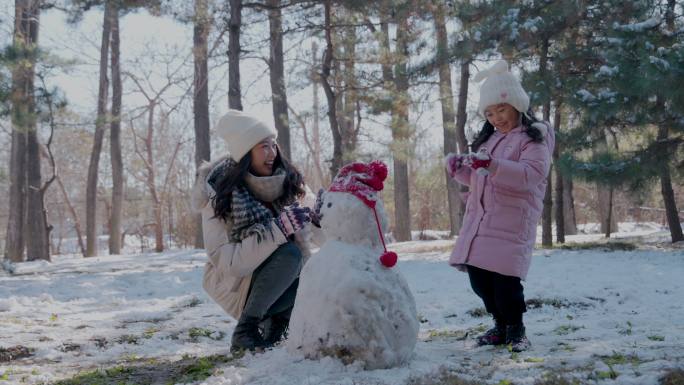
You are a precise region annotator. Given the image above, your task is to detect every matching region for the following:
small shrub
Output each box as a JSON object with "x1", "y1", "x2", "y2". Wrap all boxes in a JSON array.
[{"x1": 660, "y1": 368, "x2": 684, "y2": 385}]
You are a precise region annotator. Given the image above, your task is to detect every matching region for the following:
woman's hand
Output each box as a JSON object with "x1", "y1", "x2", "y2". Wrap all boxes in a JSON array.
[{"x1": 276, "y1": 202, "x2": 311, "y2": 237}]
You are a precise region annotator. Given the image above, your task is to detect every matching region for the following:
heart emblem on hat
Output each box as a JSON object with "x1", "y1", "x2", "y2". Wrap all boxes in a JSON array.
[{"x1": 500, "y1": 92, "x2": 508, "y2": 99}]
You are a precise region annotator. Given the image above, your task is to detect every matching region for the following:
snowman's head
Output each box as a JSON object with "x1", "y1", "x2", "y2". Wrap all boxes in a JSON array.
[{"x1": 318, "y1": 191, "x2": 389, "y2": 248}]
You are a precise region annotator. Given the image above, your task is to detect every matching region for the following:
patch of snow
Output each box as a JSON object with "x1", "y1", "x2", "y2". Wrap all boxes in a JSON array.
[{"x1": 614, "y1": 16, "x2": 661, "y2": 32}]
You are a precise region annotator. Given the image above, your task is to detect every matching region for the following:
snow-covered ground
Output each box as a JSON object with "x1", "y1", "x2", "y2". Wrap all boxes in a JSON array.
[{"x1": 1, "y1": 223, "x2": 683, "y2": 384}]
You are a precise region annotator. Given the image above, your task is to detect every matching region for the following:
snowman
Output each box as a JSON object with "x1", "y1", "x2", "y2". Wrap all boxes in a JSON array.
[{"x1": 287, "y1": 160, "x2": 419, "y2": 370}]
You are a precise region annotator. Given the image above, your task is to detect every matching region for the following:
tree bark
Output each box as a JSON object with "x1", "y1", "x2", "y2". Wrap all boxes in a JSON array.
[
  {"x1": 7, "y1": 0, "x2": 44, "y2": 262},
  {"x1": 563, "y1": 177, "x2": 577, "y2": 235},
  {"x1": 391, "y1": 11, "x2": 412, "y2": 242},
  {"x1": 455, "y1": 61, "x2": 470, "y2": 237},
  {"x1": 56, "y1": 175, "x2": 86, "y2": 257},
  {"x1": 340, "y1": 16, "x2": 358, "y2": 164},
  {"x1": 539, "y1": 38, "x2": 553, "y2": 248},
  {"x1": 310, "y1": 41, "x2": 325, "y2": 187},
  {"x1": 26, "y1": 98, "x2": 49, "y2": 261},
  {"x1": 268, "y1": 0, "x2": 291, "y2": 159},
  {"x1": 5, "y1": 114, "x2": 27, "y2": 262},
  {"x1": 193, "y1": 0, "x2": 211, "y2": 249},
  {"x1": 657, "y1": 124, "x2": 684, "y2": 243},
  {"x1": 597, "y1": 132, "x2": 617, "y2": 236},
  {"x1": 321, "y1": 0, "x2": 342, "y2": 178},
  {"x1": 19, "y1": 0, "x2": 49, "y2": 261},
  {"x1": 553, "y1": 103, "x2": 564, "y2": 243},
  {"x1": 146, "y1": 104, "x2": 164, "y2": 252},
  {"x1": 109, "y1": 5, "x2": 123, "y2": 255},
  {"x1": 228, "y1": 0, "x2": 243, "y2": 111},
  {"x1": 5, "y1": 0, "x2": 31, "y2": 262},
  {"x1": 86, "y1": 1, "x2": 113, "y2": 257},
  {"x1": 433, "y1": 4, "x2": 463, "y2": 236}
]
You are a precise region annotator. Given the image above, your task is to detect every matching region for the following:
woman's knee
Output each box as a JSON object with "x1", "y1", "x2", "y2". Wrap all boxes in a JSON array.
[{"x1": 271, "y1": 242, "x2": 303, "y2": 269}]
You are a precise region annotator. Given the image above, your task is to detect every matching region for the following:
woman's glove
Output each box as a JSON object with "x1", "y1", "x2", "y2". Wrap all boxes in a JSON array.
[
  {"x1": 276, "y1": 202, "x2": 311, "y2": 237},
  {"x1": 445, "y1": 153, "x2": 467, "y2": 178}
]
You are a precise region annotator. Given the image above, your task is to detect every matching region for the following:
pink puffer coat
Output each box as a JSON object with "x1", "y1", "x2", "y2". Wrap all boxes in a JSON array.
[{"x1": 449, "y1": 122, "x2": 555, "y2": 279}]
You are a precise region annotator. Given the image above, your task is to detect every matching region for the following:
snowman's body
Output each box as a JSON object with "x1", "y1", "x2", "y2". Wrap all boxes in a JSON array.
[{"x1": 287, "y1": 192, "x2": 419, "y2": 369}]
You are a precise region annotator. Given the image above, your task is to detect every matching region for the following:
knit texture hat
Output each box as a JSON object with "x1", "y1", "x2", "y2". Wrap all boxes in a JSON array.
[
  {"x1": 475, "y1": 60, "x2": 530, "y2": 117},
  {"x1": 216, "y1": 109, "x2": 278, "y2": 162},
  {"x1": 329, "y1": 160, "x2": 398, "y2": 268}
]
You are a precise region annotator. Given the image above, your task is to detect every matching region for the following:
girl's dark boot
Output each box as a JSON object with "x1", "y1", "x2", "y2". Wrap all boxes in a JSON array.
[
  {"x1": 506, "y1": 323, "x2": 531, "y2": 352},
  {"x1": 477, "y1": 319, "x2": 507, "y2": 346}
]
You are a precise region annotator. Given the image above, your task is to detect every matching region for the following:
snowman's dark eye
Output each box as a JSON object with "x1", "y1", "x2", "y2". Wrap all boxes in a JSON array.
[{"x1": 327, "y1": 202, "x2": 333, "y2": 208}]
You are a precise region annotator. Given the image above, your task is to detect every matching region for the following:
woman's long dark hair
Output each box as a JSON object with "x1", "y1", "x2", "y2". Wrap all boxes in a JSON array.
[
  {"x1": 210, "y1": 148, "x2": 305, "y2": 221},
  {"x1": 470, "y1": 108, "x2": 545, "y2": 152}
]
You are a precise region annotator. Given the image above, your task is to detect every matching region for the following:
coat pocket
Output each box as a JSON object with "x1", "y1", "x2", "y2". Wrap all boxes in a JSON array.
[
  {"x1": 492, "y1": 187, "x2": 528, "y2": 208},
  {"x1": 486, "y1": 205, "x2": 525, "y2": 235}
]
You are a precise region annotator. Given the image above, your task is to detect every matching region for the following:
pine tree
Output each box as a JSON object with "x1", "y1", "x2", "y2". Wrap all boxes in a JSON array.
[{"x1": 560, "y1": 0, "x2": 683, "y2": 242}]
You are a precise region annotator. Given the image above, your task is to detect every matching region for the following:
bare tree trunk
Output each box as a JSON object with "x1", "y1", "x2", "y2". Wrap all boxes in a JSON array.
[
  {"x1": 5, "y1": 3, "x2": 30, "y2": 263},
  {"x1": 597, "y1": 132, "x2": 617, "y2": 236},
  {"x1": 340, "y1": 16, "x2": 358, "y2": 164},
  {"x1": 310, "y1": 41, "x2": 325, "y2": 187},
  {"x1": 321, "y1": 0, "x2": 343, "y2": 177},
  {"x1": 563, "y1": 177, "x2": 577, "y2": 235},
  {"x1": 455, "y1": 62, "x2": 469, "y2": 156},
  {"x1": 26, "y1": 104, "x2": 49, "y2": 261},
  {"x1": 268, "y1": 0, "x2": 291, "y2": 159},
  {"x1": 657, "y1": 125, "x2": 684, "y2": 242},
  {"x1": 19, "y1": 0, "x2": 49, "y2": 261},
  {"x1": 553, "y1": 103, "x2": 564, "y2": 243},
  {"x1": 145, "y1": 104, "x2": 164, "y2": 252},
  {"x1": 56, "y1": 175, "x2": 86, "y2": 257},
  {"x1": 539, "y1": 38, "x2": 553, "y2": 248},
  {"x1": 455, "y1": 61, "x2": 471, "y2": 235},
  {"x1": 86, "y1": 1, "x2": 113, "y2": 257},
  {"x1": 434, "y1": 4, "x2": 463, "y2": 236},
  {"x1": 604, "y1": 188, "x2": 614, "y2": 238},
  {"x1": 193, "y1": 0, "x2": 211, "y2": 249},
  {"x1": 167, "y1": 198, "x2": 174, "y2": 240},
  {"x1": 5, "y1": 120, "x2": 27, "y2": 262},
  {"x1": 228, "y1": 0, "x2": 243, "y2": 111},
  {"x1": 109, "y1": 6, "x2": 123, "y2": 255},
  {"x1": 391, "y1": 12, "x2": 412, "y2": 242},
  {"x1": 7, "y1": 0, "x2": 44, "y2": 262}
]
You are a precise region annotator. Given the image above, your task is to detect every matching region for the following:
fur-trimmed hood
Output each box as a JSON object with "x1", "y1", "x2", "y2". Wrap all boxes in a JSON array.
[
  {"x1": 530, "y1": 121, "x2": 550, "y2": 138},
  {"x1": 191, "y1": 154, "x2": 231, "y2": 212}
]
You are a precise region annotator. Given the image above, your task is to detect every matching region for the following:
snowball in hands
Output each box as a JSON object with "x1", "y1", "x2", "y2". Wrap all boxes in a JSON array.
[{"x1": 287, "y1": 192, "x2": 419, "y2": 369}]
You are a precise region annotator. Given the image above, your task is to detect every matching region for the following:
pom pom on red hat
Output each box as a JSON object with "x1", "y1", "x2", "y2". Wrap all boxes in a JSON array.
[{"x1": 379, "y1": 251, "x2": 397, "y2": 268}]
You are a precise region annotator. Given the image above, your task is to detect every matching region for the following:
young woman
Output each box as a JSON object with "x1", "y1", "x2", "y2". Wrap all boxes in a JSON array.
[
  {"x1": 192, "y1": 110, "x2": 316, "y2": 353},
  {"x1": 445, "y1": 60, "x2": 555, "y2": 352}
]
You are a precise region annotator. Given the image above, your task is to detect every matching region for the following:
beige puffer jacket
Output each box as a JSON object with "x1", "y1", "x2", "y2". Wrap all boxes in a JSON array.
[{"x1": 191, "y1": 155, "x2": 322, "y2": 319}]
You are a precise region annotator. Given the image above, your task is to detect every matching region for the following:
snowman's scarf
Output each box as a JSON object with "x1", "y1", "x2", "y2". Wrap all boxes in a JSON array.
[{"x1": 229, "y1": 186, "x2": 278, "y2": 243}]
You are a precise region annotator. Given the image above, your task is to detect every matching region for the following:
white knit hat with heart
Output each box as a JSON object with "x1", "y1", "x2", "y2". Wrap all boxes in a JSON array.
[
  {"x1": 474, "y1": 60, "x2": 530, "y2": 118},
  {"x1": 216, "y1": 109, "x2": 278, "y2": 161}
]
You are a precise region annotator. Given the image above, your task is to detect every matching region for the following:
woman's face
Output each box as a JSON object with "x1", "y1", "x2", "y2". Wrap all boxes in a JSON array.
[
  {"x1": 484, "y1": 103, "x2": 520, "y2": 133},
  {"x1": 249, "y1": 136, "x2": 278, "y2": 176}
]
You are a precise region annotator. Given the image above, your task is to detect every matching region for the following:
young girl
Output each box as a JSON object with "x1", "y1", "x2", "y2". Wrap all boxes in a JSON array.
[
  {"x1": 192, "y1": 110, "x2": 317, "y2": 353},
  {"x1": 445, "y1": 60, "x2": 555, "y2": 352}
]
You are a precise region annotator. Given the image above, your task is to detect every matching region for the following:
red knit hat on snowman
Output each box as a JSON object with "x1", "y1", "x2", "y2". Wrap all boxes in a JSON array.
[{"x1": 329, "y1": 160, "x2": 398, "y2": 268}]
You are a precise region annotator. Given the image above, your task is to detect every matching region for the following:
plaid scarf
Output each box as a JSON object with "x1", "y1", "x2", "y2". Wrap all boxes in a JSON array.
[
  {"x1": 206, "y1": 158, "x2": 283, "y2": 243},
  {"x1": 229, "y1": 185, "x2": 278, "y2": 243}
]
